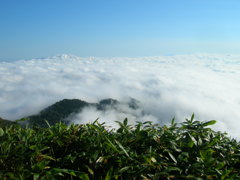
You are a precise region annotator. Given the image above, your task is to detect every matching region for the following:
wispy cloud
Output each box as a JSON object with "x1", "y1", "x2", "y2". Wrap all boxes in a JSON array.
[{"x1": 1, "y1": 54, "x2": 240, "y2": 137}]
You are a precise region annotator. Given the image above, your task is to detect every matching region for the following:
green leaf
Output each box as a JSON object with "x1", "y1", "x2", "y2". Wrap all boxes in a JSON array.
[
  {"x1": 187, "y1": 140, "x2": 194, "y2": 148},
  {"x1": 188, "y1": 133, "x2": 197, "y2": 146},
  {"x1": 104, "y1": 168, "x2": 113, "y2": 180},
  {"x1": 0, "y1": 128, "x2": 4, "y2": 137},
  {"x1": 202, "y1": 120, "x2": 216, "y2": 127},
  {"x1": 78, "y1": 173, "x2": 90, "y2": 180},
  {"x1": 96, "y1": 156, "x2": 105, "y2": 163},
  {"x1": 38, "y1": 154, "x2": 56, "y2": 161},
  {"x1": 216, "y1": 161, "x2": 225, "y2": 169},
  {"x1": 190, "y1": 113, "x2": 195, "y2": 122},
  {"x1": 106, "y1": 138, "x2": 119, "y2": 153},
  {"x1": 215, "y1": 169, "x2": 222, "y2": 175},
  {"x1": 119, "y1": 166, "x2": 130, "y2": 173},
  {"x1": 52, "y1": 168, "x2": 89, "y2": 180},
  {"x1": 34, "y1": 160, "x2": 50, "y2": 170},
  {"x1": 200, "y1": 149, "x2": 213, "y2": 160},
  {"x1": 33, "y1": 173, "x2": 40, "y2": 180},
  {"x1": 168, "y1": 152, "x2": 177, "y2": 163},
  {"x1": 186, "y1": 175, "x2": 203, "y2": 180},
  {"x1": 165, "y1": 166, "x2": 181, "y2": 172},
  {"x1": 86, "y1": 166, "x2": 94, "y2": 175},
  {"x1": 45, "y1": 120, "x2": 51, "y2": 128},
  {"x1": 197, "y1": 137, "x2": 202, "y2": 146},
  {"x1": 115, "y1": 140, "x2": 129, "y2": 157},
  {"x1": 123, "y1": 118, "x2": 128, "y2": 126},
  {"x1": 171, "y1": 117, "x2": 175, "y2": 125},
  {"x1": 151, "y1": 157, "x2": 157, "y2": 163}
]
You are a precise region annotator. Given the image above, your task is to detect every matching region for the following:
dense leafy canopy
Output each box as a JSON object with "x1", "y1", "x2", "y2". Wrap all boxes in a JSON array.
[{"x1": 0, "y1": 115, "x2": 239, "y2": 179}]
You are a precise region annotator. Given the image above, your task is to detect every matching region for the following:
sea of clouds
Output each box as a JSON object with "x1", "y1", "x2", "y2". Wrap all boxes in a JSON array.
[{"x1": 0, "y1": 54, "x2": 240, "y2": 137}]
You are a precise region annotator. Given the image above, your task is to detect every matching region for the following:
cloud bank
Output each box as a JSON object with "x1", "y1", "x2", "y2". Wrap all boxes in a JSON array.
[
  {"x1": 0, "y1": 54, "x2": 240, "y2": 137},
  {"x1": 67, "y1": 100, "x2": 158, "y2": 129}
]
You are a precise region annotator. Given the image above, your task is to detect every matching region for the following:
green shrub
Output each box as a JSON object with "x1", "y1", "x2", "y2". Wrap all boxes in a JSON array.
[{"x1": 0, "y1": 115, "x2": 239, "y2": 179}]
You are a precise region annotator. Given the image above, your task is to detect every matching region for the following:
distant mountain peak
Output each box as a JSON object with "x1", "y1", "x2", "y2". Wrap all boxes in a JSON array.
[
  {"x1": 52, "y1": 54, "x2": 80, "y2": 60},
  {"x1": 99, "y1": 98, "x2": 118, "y2": 106}
]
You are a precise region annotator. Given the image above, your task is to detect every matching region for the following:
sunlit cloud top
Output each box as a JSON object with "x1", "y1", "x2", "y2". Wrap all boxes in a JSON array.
[{"x1": 0, "y1": 54, "x2": 240, "y2": 138}]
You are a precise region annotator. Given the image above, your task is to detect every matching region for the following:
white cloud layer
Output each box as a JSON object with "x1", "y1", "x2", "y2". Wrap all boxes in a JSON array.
[
  {"x1": 67, "y1": 102, "x2": 158, "y2": 130},
  {"x1": 1, "y1": 54, "x2": 240, "y2": 137}
]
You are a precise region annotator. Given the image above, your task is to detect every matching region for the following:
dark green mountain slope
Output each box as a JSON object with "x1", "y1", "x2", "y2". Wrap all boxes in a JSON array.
[
  {"x1": 0, "y1": 98, "x2": 140, "y2": 128},
  {"x1": 26, "y1": 98, "x2": 138, "y2": 127},
  {"x1": 27, "y1": 99, "x2": 92, "y2": 127}
]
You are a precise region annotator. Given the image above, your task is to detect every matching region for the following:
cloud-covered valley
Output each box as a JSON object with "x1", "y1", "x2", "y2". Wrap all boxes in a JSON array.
[{"x1": 1, "y1": 54, "x2": 240, "y2": 137}]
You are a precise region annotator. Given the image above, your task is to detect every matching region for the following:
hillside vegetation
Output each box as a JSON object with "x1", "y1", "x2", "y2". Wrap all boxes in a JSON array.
[
  {"x1": 0, "y1": 117, "x2": 15, "y2": 128},
  {"x1": 23, "y1": 98, "x2": 139, "y2": 128},
  {"x1": 27, "y1": 99, "x2": 91, "y2": 127},
  {"x1": 0, "y1": 115, "x2": 240, "y2": 179}
]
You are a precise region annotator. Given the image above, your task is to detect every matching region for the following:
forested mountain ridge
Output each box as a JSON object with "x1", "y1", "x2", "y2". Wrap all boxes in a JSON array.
[
  {"x1": 26, "y1": 99, "x2": 92, "y2": 127},
  {"x1": 14, "y1": 98, "x2": 140, "y2": 127}
]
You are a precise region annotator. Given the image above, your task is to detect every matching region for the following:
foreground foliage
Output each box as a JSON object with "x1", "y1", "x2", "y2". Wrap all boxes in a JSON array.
[{"x1": 0, "y1": 115, "x2": 240, "y2": 179}]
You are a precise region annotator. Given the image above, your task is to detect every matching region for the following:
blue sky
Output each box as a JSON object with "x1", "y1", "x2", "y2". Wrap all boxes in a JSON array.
[{"x1": 0, "y1": 0, "x2": 240, "y2": 60}]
